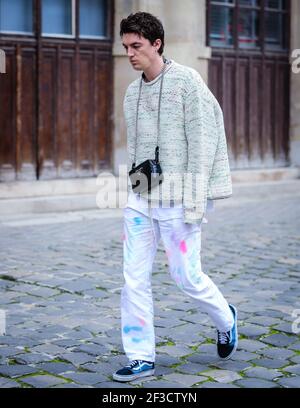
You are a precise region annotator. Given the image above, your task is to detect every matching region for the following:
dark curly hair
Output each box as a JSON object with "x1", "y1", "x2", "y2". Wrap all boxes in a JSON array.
[{"x1": 120, "y1": 12, "x2": 164, "y2": 56}]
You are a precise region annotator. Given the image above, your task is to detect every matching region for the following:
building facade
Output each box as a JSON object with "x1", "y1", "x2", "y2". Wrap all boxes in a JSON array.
[{"x1": 0, "y1": 0, "x2": 299, "y2": 185}]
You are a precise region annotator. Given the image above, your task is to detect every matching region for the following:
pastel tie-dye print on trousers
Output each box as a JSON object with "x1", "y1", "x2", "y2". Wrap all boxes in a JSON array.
[{"x1": 121, "y1": 207, "x2": 234, "y2": 363}]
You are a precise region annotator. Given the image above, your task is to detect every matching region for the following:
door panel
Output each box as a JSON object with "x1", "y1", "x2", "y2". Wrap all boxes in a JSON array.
[
  {"x1": 0, "y1": 0, "x2": 113, "y2": 182},
  {"x1": 39, "y1": 50, "x2": 57, "y2": 179},
  {"x1": 0, "y1": 49, "x2": 16, "y2": 182},
  {"x1": 19, "y1": 47, "x2": 37, "y2": 180},
  {"x1": 57, "y1": 50, "x2": 76, "y2": 178},
  {"x1": 97, "y1": 58, "x2": 112, "y2": 168},
  {"x1": 207, "y1": 0, "x2": 290, "y2": 169},
  {"x1": 78, "y1": 53, "x2": 94, "y2": 175},
  {"x1": 209, "y1": 54, "x2": 290, "y2": 168}
]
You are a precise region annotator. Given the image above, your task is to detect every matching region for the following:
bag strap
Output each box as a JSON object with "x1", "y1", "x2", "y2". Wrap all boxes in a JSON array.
[{"x1": 132, "y1": 57, "x2": 168, "y2": 169}]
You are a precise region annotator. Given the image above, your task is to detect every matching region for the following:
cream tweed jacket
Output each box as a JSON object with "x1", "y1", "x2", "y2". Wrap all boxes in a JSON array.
[{"x1": 124, "y1": 59, "x2": 232, "y2": 224}]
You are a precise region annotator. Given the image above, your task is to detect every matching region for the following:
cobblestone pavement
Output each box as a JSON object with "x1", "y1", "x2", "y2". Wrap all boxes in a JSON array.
[{"x1": 0, "y1": 179, "x2": 299, "y2": 388}]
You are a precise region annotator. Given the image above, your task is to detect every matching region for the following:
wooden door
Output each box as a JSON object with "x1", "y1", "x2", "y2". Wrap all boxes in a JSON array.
[
  {"x1": 0, "y1": 0, "x2": 113, "y2": 182},
  {"x1": 207, "y1": 0, "x2": 290, "y2": 169}
]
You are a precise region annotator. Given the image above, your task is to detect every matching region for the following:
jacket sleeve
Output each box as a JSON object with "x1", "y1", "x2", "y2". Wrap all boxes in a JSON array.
[
  {"x1": 207, "y1": 100, "x2": 233, "y2": 199},
  {"x1": 183, "y1": 73, "x2": 219, "y2": 224},
  {"x1": 123, "y1": 85, "x2": 136, "y2": 195}
]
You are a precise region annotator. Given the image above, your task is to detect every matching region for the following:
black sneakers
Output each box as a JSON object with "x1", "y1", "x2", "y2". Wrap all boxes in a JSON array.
[
  {"x1": 217, "y1": 304, "x2": 238, "y2": 360},
  {"x1": 113, "y1": 306, "x2": 237, "y2": 382},
  {"x1": 113, "y1": 359, "x2": 155, "y2": 382}
]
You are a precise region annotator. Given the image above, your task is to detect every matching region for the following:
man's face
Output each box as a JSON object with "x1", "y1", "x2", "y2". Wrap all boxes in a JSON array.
[{"x1": 122, "y1": 32, "x2": 160, "y2": 71}]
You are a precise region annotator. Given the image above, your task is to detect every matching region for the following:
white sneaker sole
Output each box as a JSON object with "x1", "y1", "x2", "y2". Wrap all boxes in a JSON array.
[{"x1": 113, "y1": 368, "x2": 155, "y2": 382}]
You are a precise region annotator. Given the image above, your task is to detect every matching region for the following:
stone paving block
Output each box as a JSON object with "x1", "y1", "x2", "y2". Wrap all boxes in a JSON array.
[
  {"x1": 199, "y1": 382, "x2": 239, "y2": 388},
  {"x1": 187, "y1": 353, "x2": 219, "y2": 366},
  {"x1": 52, "y1": 383, "x2": 89, "y2": 388},
  {"x1": 58, "y1": 352, "x2": 97, "y2": 366},
  {"x1": 81, "y1": 362, "x2": 113, "y2": 375},
  {"x1": 162, "y1": 373, "x2": 207, "y2": 387},
  {"x1": 156, "y1": 309, "x2": 188, "y2": 320},
  {"x1": 154, "y1": 366, "x2": 174, "y2": 376},
  {"x1": 251, "y1": 358, "x2": 287, "y2": 369},
  {"x1": 157, "y1": 345, "x2": 193, "y2": 358},
  {"x1": 276, "y1": 377, "x2": 300, "y2": 388},
  {"x1": 0, "y1": 347, "x2": 26, "y2": 358},
  {"x1": 261, "y1": 334, "x2": 298, "y2": 347},
  {"x1": 36, "y1": 362, "x2": 76, "y2": 375},
  {"x1": 30, "y1": 344, "x2": 67, "y2": 356},
  {"x1": 238, "y1": 324, "x2": 269, "y2": 338},
  {"x1": 0, "y1": 364, "x2": 39, "y2": 378},
  {"x1": 90, "y1": 336, "x2": 112, "y2": 346},
  {"x1": 238, "y1": 339, "x2": 269, "y2": 352},
  {"x1": 95, "y1": 381, "x2": 135, "y2": 388},
  {"x1": 33, "y1": 325, "x2": 69, "y2": 337},
  {"x1": 105, "y1": 328, "x2": 120, "y2": 339},
  {"x1": 83, "y1": 289, "x2": 108, "y2": 299},
  {"x1": 246, "y1": 316, "x2": 282, "y2": 327},
  {"x1": 52, "y1": 339, "x2": 82, "y2": 348},
  {"x1": 129, "y1": 375, "x2": 157, "y2": 386},
  {"x1": 281, "y1": 364, "x2": 300, "y2": 375},
  {"x1": 56, "y1": 280, "x2": 96, "y2": 293},
  {"x1": 177, "y1": 314, "x2": 206, "y2": 325},
  {"x1": 51, "y1": 293, "x2": 78, "y2": 302},
  {"x1": 273, "y1": 322, "x2": 297, "y2": 335},
  {"x1": 234, "y1": 378, "x2": 279, "y2": 388},
  {"x1": 258, "y1": 347, "x2": 295, "y2": 360},
  {"x1": 63, "y1": 372, "x2": 107, "y2": 385},
  {"x1": 8, "y1": 283, "x2": 39, "y2": 294},
  {"x1": 171, "y1": 332, "x2": 205, "y2": 346},
  {"x1": 200, "y1": 369, "x2": 242, "y2": 383},
  {"x1": 230, "y1": 350, "x2": 258, "y2": 361},
  {"x1": 196, "y1": 344, "x2": 216, "y2": 354},
  {"x1": 159, "y1": 301, "x2": 196, "y2": 312},
  {"x1": 167, "y1": 338, "x2": 201, "y2": 349},
  {"x1": 59, "y1": 329, "x2": 94, "y2": 341},
  {"x1": 0, "y1": 280, "x2": 14, "y2": 290},
  {"x1": 142, "y1": 380, "x2": 185, "y2": 388},
  {"x1": 154, "y1": 318, "x2": 186, "y2": 329},
  {"x1": 93, "y1": 293, "x2": 119, "y2": 308},
  {"x1": 71, "y1": 343, "x2": 107, "y2": 356},
  {"x1": 262, "y1": 309, "x2": 287, "y2": 319},
  {"x1": 210, "y1": 359, "x2": 252, "y2": 372},
  {"x1": 77, "y1": 322, "x2": 109, "y2": 333},
  {"x1": 19, "y1": 374, "x2": 68, "y2": 388},
  {"x1": 155, "y1": 355, "x2": 179, "y2": 367},
  {"x1": 29, "y1": 287, "x2": 61, "y2": 298},
  {"x1": 243, "y1": 366, "x2": 283, "y2": 380},
  {"x1": 0, "y1": 377, "x2": 21, "y2": 387},
  {"x1": 155, "y1": 327, "x2": 177, "y2": 338},
  {"x1": 0, "y1": 336, "x2": 28, "y2": 347},
  {"x1": 175, "y1": 362, "x2": 209, "y2": 375},
  {"x1": 16, "y1": 330, "x2": 55, "y2": 342},
  {"x1": 288, "y1": 342, "x2": 300, "y2": 351},
  {"x1": 289, "y1": 355, "x2": 300, "y2": 364},
  {"x1": 14, "y1": 353, "x2": 52, "y2": 365},
  {"x1": 277, "y1": 257, "x2": 300, "y2": 266}
]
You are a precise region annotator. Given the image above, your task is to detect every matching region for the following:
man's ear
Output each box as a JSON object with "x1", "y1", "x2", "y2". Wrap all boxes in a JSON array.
[{"x1": 153, "y1": 39, "x2": 161, "y2": 52}]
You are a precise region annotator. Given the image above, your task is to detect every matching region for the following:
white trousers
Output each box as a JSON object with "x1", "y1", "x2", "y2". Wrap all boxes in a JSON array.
[{"x1": 121, "y1": 206, "x2": 234, "y2": 363}]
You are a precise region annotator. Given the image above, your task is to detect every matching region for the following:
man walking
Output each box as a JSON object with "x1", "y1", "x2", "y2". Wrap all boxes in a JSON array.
[{"x1": 113, "y1": 12, "x2": 238, "y2": 382}]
